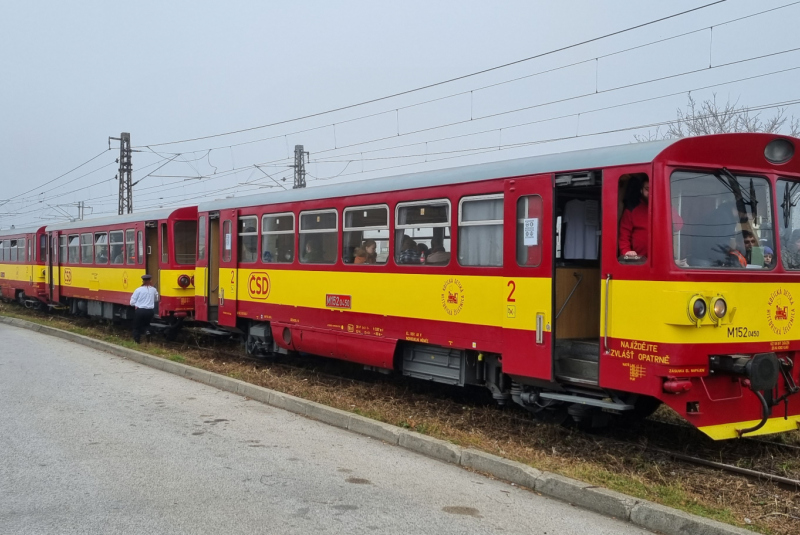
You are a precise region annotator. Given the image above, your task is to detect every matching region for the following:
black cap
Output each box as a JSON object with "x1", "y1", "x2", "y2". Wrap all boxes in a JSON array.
[{"x1": 141, "y1": 274, "x2": 152, "y2": 280}]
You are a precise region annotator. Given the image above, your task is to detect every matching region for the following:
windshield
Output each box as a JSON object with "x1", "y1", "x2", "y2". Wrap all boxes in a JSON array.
[
  {"x1": 671, "y1": 170, "x2": 774, "y2": 270},
  {"x1": 778, "y1": 178, "x2": 800, "y2": 270}
]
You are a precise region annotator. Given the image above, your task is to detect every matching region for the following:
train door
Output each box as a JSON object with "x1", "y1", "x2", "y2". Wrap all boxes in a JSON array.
[
  {"x1": 194, "y1": 215, "x2": 209, "y2": 322},
  {"x1": 218, "y1": 210, "x2": 238, "y2": 327},
  {"x1": 599, "y1": 165, "x2": 652, "y2": 387},
  {"x1": 551, "y1": 171, "x2": 603, "y2": 386},
  {"x1": 145, "y1": 224, "x2": 159, "y2": 290},
  {"x1": 50, "y1": 232, "x2": 60, "y2": 302},
  {"x1": 501, "y1": 174, "x2": 555, "y2": 381},
  {"x1": 207, "y1": 214, "x2": 220, "y2": 323}
]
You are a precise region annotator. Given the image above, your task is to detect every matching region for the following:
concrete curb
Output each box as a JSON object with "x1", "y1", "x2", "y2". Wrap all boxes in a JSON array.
[{"x1": 1, "y1": 316, "x2": 753, "y2": 535}]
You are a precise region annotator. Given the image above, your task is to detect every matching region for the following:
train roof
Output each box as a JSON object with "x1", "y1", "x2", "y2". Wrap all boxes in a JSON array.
[
  {"x1": 0, "y1": 225, "x2": 45, "y2": 238},
  {"x1": 198, "y1": 138, "x2": 678, "y2": 212},
  {"x1": 46, "y1": 206, "x2": 193, "y2": 232}
]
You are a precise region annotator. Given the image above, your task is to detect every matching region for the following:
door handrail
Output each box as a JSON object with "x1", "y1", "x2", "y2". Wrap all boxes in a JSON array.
[{"x1": 604, "y1": 273, "x2": 612, "y2": 353}]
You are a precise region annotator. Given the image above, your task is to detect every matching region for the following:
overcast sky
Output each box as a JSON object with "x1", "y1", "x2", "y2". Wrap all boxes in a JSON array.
[{"x1": 1, "y1": 0, "x2": 798, "y2": 228}]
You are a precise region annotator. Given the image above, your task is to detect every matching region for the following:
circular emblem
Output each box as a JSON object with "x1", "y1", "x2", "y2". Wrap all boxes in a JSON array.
[
  {"x1": 122, "y1": 271, "x2": 129, "y2": 289},
  {"x1": 441, "y1": 277, "x2": 465, "y2": 316},
  {"x1": 767, "y1": 287, "x2": 795, "y2": 335}
]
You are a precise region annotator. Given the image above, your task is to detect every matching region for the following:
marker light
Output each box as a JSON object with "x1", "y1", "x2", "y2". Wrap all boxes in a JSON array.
[
  {"x1": 177, "y1": 274, "x2": 191, "y2": 288},
  {"x1": 765, "y1": 138, "x2": 794, "y2": 165},
  {"x1": 689, "y1": 296, "x2": 707, "y2": 324},
  {"x1": 712, "y1": 298, "x2": 727, "y2": 319}
]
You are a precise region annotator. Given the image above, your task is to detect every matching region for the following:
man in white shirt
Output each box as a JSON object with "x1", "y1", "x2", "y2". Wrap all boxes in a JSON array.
[{"x1": 130, "y1": 274, "x2": 159, "y2": 343}]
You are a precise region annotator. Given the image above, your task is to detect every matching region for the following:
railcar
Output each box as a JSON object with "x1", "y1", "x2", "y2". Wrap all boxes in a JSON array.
[
  {"x1": 0, "y1": 226, "x2": 48, "y2": 306},
  {"x1": 45, "y1": 207, "x2": 198, "y2": 327},
  {"x1": 193, "y1": 133, "x2": 800, "y2": 440}
]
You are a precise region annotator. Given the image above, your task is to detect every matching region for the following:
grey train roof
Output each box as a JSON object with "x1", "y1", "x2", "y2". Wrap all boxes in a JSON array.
[
  {"x1": 198, "y1": 138, "x2": 678, "y2": 213},
  {"x1": 46, "y1": 207, "x2": 182, "y2": 232},
  {"x1": 0, "y1": 226, "x2": 44, "y2": 238}
]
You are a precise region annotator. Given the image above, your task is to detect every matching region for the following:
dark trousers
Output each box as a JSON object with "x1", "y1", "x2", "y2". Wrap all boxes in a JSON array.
[{"x1": 132, "y1": 308, "x2": 155, "y2": 343}]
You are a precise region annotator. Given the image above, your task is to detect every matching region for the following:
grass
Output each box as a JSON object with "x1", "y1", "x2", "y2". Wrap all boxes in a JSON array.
[{"x1": 2, "y1": 302, "x2": 797, "y2": 535}]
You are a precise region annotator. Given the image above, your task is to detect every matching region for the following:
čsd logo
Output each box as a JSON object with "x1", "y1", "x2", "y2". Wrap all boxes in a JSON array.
[{"x1": 247, "y1": 272, "x2": 271, "y2": 300}]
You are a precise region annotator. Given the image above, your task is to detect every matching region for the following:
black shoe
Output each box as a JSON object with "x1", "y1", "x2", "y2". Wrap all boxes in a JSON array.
[{"x1": 133, "y1": 338, "x2": 140, "y2": 344}]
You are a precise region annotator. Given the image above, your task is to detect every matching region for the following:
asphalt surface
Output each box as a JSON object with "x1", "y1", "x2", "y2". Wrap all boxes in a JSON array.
[{"x1": 0, "y1": 323, "x2": 651, "y2": 535}]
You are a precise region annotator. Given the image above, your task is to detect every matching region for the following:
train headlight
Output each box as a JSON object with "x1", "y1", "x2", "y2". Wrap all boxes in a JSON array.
[
  {"x1": 689, "y1": 295, "x2": 707, "y2": 324},
  {"x1": 712, "y1": 298, "x2": 727, "y2": 319},
  {"x1": 177, "y1": 274, "x2": 191, "y2": 288},
  {"x1": 765, "y1": 138, "x2": 794, "y2": 165}
]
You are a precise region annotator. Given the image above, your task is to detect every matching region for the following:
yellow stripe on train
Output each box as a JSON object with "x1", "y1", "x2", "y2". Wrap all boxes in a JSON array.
[
  {"x1": 603, "y1": 280, "x2": 800, "y2": 344},
  {"x1": 699, "y1": 416, "x2": 800, "y2": 440},
  {"x1": 0, "y1": 263, "x2": 42, "y2": 284},
  {"x1": 58, "y1": 266, "x2": 194, "y2": 298},
  {"x1": 226, "y1": 268, "x2": 552, "y2": 330}
]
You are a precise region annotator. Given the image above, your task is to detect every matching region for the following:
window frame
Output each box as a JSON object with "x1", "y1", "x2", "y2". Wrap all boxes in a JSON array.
[
  {"x1": 94, "y1": 232, "x2": 108, "y2": 265},
  {"x1": 299, "y1": 208, "x2": 338, "y2": 265},
  {"x1": 198, "y1": 216, "x2": 207, "y2": 261},
  {"x1": 137, "y1": 231, "x2": 144, "y2": 264},
  {"x1": 237, "y1": 215, "x2": 259, "y2": 264},
  {"x1": 222, "y1": 220, "x2": 232, "y2": 262},
  {"x1": 395, "y1": 198, "x2": 451, "y2": 267},
  {"x1": 109, "y1": 230, "x2": 124, "y2": 265},
  {"x1": 343, "y1": 204, "x2": 390, "y2": 266},
  {"x1": 161, "y1": 222, "x2": 169, "y2": 264},
  {"x1": 261, "y1": 211, "x2": 295, "y2": 264},
  {"x1": 125, "y1": 229, "x2": 135, "y2": 265},
  {"x1": 457, "y1": 193, "x2": 504, "y2": 268},
  {"x1": 81, "y1": 233, "x2": 94, "y2": 264}
]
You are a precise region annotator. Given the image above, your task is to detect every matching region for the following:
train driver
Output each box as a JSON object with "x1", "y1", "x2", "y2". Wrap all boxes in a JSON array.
[{"x1": 130, "y1": 274, "x2": 159, "y2": 344}]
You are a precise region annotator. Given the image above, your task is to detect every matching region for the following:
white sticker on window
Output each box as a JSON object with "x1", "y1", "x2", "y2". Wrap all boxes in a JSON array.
[
  {"x1": 523, "y1": 218, "x2": 539, "y2": 246},
  {"x1": 225, "y1": 233, "x2": 232, "y2": 250}
]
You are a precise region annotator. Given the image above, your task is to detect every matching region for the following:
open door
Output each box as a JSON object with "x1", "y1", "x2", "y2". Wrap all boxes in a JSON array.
[
  {"x1": 145, "y1": 225, "x2": 159, "y2": 290},
  {"x1": 218, "y1": 210, "x2": 238, "y2": 327},
  {"x1": 501, "y1": 174, "x2": 554, "y2": 381}
]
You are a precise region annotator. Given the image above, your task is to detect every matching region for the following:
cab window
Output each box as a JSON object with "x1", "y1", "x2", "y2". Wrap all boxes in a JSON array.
[
  {"x1": 395, "y1": 200, "x2": 451, "y2": 266},
  {"x1": 778, "y1": 179, "x2": 800, "y2": 270},
  {"x1": 672, "y1": 170, "x2": 773, "y2": 269},
  {"x1": 343, "y1": 205, "x2": 389, "y2": 265},
  {"x1": 174, "y1": 220, "x2": 197, "y2": 265}
]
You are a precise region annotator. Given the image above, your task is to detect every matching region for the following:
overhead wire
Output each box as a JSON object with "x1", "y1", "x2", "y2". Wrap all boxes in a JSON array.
[{"x1": 133, "y1": 1, "x2": 729, "y2": 148}]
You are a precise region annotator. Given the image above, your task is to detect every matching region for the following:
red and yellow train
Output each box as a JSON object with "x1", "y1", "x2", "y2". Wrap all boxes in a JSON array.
[{"x1": 4, "y1": 133, "x2": 800, "y2": 440}]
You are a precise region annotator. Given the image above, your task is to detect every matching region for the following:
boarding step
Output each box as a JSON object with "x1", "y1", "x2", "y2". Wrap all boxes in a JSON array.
[{"x1": 554, "y1": 339, "x2": 600, "y2": 384}]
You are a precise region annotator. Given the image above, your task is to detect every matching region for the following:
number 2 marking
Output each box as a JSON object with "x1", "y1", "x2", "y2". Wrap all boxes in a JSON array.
[
  {"x1": 230, "y1": 270, "x2": 235, "y2": 284},
  {"x1": 507, "y1": 280, "x2": 516, "y2": 302}
]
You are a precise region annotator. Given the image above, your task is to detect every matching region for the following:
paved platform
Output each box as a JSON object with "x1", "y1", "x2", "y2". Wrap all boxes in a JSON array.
[{"x1": 0, "y1": 323, "x2": 653, "y2": 535}]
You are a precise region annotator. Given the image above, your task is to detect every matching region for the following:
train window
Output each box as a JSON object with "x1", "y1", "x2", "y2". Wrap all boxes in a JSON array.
[
  {"x1": 261, "y1": 212, "x2": 294, "y2": 263},
  {"x1": 18, "y1": 238, "x2": 26, "y2": 263},
  {"x1": 125, "y1": 230, "x2": 135, "y2": 264},
  {"x1": 60, "y1": 236, "x2": 67, "y2": 264},
  {"x1": 778, "y1": 179, "x2": 800, "y2": 270},
  {"x1": 222, "y1": 220, "x2": 232, "y2": 262},
  {"x1": 10, "y1": 240, "x2": 17, "y2": 262},
  {"x1": 109, "y1": 231, "x2": 124, "y2": 264},
  {"x1": 672, "y1": 171, "x2": 774, "y2": 270},
  {"x1": 343, "y1": 205, "x2": 389, "y2": 265},
  {"x1": 94, "y1": 233, "x2": 108, "y2": 264},
  {"x1": 68, "y1": 235, "x2": 79, "y2": 264},
  {"x1": 0, "y1": 241, "x2": 4, "y2": 261},
  {"x1": 197, "y1": 216, "x2": 206, "y2": 261},
  {"x1": 81, "y1": 234, "x2": 94, "y2": 264},
  {"x1": 39, "y1": 235, "x2": 46, "y2": 263},
  {"x1": 458, "y1": 195, "x2": 503, "y2": 267},
  {"x1": 517, "y1": 195, "x2": 543, "y2": 267},
  {"x1": 161, "y1": 223, "x2": 169, "y2": 263},
  {"x1": 395, "y1": 199, "x2": 451, "y2": 265},
  {"x1": 137, "y1": 231, "x2": 143, "y2": 264},
  {"x1": 299, "y1": 210, "x2": 337, "y2": 264},
  {"x1": 238, "y1": 216, "x2": 258, "y2": 264},
  {"x1": 174, "y1": 220, "x2": 197, "y2": 265}
]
